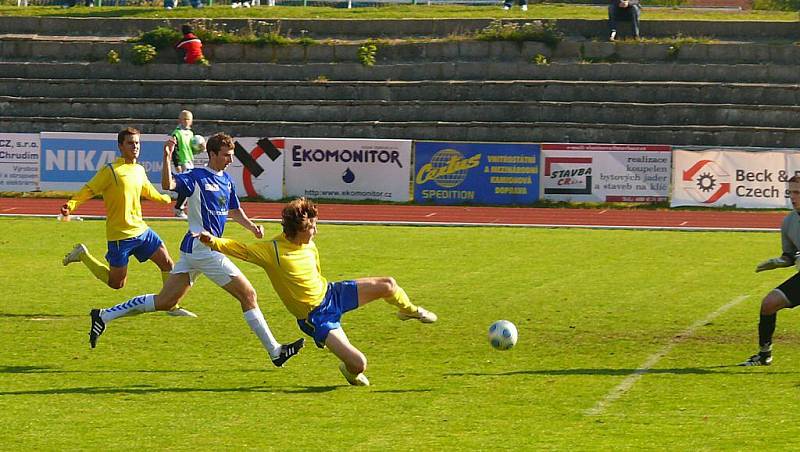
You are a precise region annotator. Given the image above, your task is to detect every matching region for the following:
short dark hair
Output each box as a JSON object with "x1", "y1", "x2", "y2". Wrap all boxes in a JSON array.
[
  {"x1": 282, "y1": 197, "x2": 318, "y2": 239},
  {"x1": 181, "y1": 24, "x2": 193, "y2": 35},
  {"x1": 117, "y1": 127, "x2": 140, "y2": 145},
  {"x1": 206, "y1": 132, "x2": 234, "y2": 155},
  {"x1": 788, "y1": 175, "x2": 800, "y2": 184}
]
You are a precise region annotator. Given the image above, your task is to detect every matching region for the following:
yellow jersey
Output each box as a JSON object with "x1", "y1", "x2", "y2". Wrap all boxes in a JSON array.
[
  {"x1": 207, "y1": 233, "x2": 328, "y2": 319},
  {"x1": 66, "y1": 157, "x2": 171, "y2": 241}
]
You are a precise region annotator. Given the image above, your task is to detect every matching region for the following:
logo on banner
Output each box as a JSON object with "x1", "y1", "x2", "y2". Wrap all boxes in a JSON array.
[
  {"x1": 543, "y1": 157, "x2": 593, "y2": 195},
  {"x1": 416, "y1": 149, "x2": 481, "y2": 188},
  {"x1": 342, "y1": 168, "x2": 355, "y2": 183},
  {"x1": 242, "y1": 138, "x2": 283, "y2": 198},
  {"x1": 680, "y1": 159, "x2": 730, "y2": 203}
]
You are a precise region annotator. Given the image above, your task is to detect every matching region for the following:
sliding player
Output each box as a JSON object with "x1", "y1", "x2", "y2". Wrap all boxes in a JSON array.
[{"x1": 196, "y1": 197, "x2": 437, "y2": 386}]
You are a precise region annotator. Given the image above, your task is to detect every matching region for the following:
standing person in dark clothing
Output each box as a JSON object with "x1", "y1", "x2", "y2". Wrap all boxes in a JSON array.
[{"x1": 608, "y1": 0, "x2": 641, "y2": 41}]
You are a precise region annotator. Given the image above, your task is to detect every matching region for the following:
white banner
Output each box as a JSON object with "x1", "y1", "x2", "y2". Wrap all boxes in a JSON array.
[
  {"x1": 284, "y1": 138, "x2": 412, "y2": 202},
  {"x1": 227, "y1": 137, "x2": 284, "y2": 201},
  {"x1": 0, "y1": 133, "x2": 40, "y2": 192},
  {"x1": 671, "y1": 149, "x2": 800, "y2": 208},
  {"x1": 540, "y1": 143, "x2": 672, "y2": 202}
]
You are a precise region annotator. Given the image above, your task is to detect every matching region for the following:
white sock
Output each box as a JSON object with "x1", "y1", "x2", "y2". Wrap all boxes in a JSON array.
[
  {"x1": 100, "y1": 294, "x2": 156, "y2": 323},
  {"x1": 243, "y1": 308, "x2": 280, "y2": 357}
]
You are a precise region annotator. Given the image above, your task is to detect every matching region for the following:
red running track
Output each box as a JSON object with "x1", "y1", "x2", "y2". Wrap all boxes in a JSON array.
[{"x1": 0, "y1": 197, "x2": 786, "y2": 231}]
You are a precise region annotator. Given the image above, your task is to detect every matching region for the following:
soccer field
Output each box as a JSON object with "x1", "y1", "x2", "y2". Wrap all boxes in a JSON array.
[{"x1": 0, "y1": 217, "x2": 796, "y2": 449}]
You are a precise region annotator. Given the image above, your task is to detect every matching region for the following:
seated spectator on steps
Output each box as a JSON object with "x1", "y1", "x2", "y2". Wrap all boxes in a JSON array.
[
  {"x1": 164, "y1": 0, "x2": 203, "y2": 9},
  {"x1": 608, "y1": 0, "x2": 641, "y2": 41},
  {"x1": 175, "y1": 24, "x2": 204, "y2": 65}
]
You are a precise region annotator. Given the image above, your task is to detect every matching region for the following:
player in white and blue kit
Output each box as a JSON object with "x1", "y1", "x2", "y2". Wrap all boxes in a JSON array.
[{"x1": 87, "y1": 132, "x2": 304, "y2": 367}]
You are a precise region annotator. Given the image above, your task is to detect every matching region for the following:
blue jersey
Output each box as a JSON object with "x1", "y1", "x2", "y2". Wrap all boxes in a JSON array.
[{"x1": 175, "y1": 167, "x2": 240, "y2": 253}]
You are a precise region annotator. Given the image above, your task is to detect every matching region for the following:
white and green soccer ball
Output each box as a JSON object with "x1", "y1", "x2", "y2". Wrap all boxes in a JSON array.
[
  {"x1": 190, "y1": 135, "x2": 206, "y2": 154},
  {"x1": 488, "y1": 320, "x2": 518, "y2": 351}
]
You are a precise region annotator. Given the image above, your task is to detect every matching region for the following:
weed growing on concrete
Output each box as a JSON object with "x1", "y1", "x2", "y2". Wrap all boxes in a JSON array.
[
  {"x1": 358, "y1": 42, "x2": 378, "y2": 66},
  {"x1": 130, "y1": 44, "x2": 157, "y2": 65},
  {"x1": 475, "y1": 19, "x2": 562, "y2": 48},
  {"x1": 137, "y1": 26, "x2": 181, "y2": 49},
  {"x1": 106, "y1": 49, "x2": 120, "y2": 64},
  {"x1": 532, "y1": 53, "x2": 548, "y2": 64}
]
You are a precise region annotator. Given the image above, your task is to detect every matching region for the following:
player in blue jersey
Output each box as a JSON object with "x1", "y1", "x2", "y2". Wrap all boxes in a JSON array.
[{"x1": 86, "y1": 132, "x2": 304, "y2": 367}]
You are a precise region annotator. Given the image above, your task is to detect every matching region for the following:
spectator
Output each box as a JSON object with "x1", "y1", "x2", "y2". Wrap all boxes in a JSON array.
[
  {"x1": 165, "y1": 0, "x2": 203, "y2": 9},
  {"x1": 608, "y1": 0, "x2": 641, "y2": 41},
  {"x1": 170, "y1": 110, "x2": 198, "y2": 218},
  {"x1": 62, "y1": 0, "x2": 93, "y2": 7},
  {"x1": 502, "y1": 0, "x2": 527, "y2": 11},
  {"x1": 175, "y1": 24, "x2": 204, "y2": 64}
]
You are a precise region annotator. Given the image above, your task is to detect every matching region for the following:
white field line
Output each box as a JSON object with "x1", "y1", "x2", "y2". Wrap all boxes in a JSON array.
[{"x1": 584, "y1": 294, "x2": 750, "y2": 417}]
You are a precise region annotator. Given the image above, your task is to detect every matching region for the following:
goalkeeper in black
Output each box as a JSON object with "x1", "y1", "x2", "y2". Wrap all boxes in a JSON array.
[{"x1": 742, "y1": 175, "x2": 800, "y2": 366}]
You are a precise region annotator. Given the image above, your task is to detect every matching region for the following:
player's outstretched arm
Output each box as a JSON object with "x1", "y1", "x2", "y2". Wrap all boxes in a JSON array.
[
  {"x1": 195, "y1": 231, "x2": 259, "y2": 263},
  {"x1": 756, "y1": 256, "x2": 793, "y2": 273},
  {"x1": 142, "y1": 180, "x2": 172, "y2": 204},
  {"x1": 229, "y1": 208, "x2": 264, "y2": 239},
  {"x1": 61, "y1": 184, "x2": 98, "y2": 215}
]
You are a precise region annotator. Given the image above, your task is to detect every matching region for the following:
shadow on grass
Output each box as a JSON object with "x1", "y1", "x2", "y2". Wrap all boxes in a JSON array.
[
  {"x1": 447, "y1": 366, "x2": 800, "y2": 377},
  {"x1": 0, "y1": 313, "x2": 74, "y2": 319},
  {"x1": 0, "y1": 384, "x2": 342, "y2": 396},
  {"x1": 0, "y1": 366, "x2": 322, "y2": 375},
  {"x1": 0, "y1": 365, "x2": 216, "y2": 374}
]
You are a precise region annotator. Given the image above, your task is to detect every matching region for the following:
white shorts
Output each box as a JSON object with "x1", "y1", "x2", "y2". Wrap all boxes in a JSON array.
[{"x1": 172, "y1": 240, "x2": 242, "y2": 287}]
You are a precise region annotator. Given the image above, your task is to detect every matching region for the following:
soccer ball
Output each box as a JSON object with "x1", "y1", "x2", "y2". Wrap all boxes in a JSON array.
[
  {"x1": 190, "y1": 135, "x2": 206, "y2": 153},
  {"x1": 488, "y1": 320, "x2": 518, "y2": 351}
]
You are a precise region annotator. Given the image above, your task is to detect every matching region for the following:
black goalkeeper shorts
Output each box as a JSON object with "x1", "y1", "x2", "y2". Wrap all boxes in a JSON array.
[{"x1": 776, "y1": 272, "x2": 800, "y2": 308}]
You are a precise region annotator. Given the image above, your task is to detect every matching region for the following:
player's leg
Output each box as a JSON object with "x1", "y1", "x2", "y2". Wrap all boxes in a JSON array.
[
  {"x1": 107, "y1": 266, "x2": 128, "y2": 290},
  {"x1": 63, "y1": 243, "x2": 111, "y2": 286},
  {"x1": 140, "y1": 234, "x2": 195, "y2": 317},
  {"x1": 209, "y1": 257, "x2": 303, "y2": 366},
  {"x1": 741, "y1": 273, "x2": 800, "y2": 366},
  {"x1": 354, "y1": 276, "x2": 437, "y2": 323},
  {"x1": 88, "y1": 272, "x2": 192, "y2": 348},
  {"x1": 105, "y1": 239, "x2": 137, "y2": 289},
  {"x1": 173, "y1": 164, "x2": 188, "y2": 217},
  {"x1": 325, "y1": 328, "x2": 369, "y2": 386}
]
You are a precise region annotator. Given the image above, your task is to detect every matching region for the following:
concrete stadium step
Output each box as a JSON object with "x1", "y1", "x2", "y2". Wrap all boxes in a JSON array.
[
  {"x1": 1, "y1": 61, "x2": 799, "y2": 84},
  {"x1": 3, "y1": 96, "x2": 798, "y2": 128},
  {"x1": 3, "y1": 78, "x2": 799, "y2": 105},
  {"x1": 2, "y1": 115, "x2": 799, "y2": 148},
  {"x1": 3, "y1": 37, "x2": 800, "y2": 65},
  {"x1": 0, "y1": 16, "x2": 798, "y2": 41}
]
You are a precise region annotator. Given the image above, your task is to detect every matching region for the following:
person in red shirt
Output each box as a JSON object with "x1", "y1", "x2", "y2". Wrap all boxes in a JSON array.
[{"x1": 176, "y1": 24, "x2": 204, "y2": 64}]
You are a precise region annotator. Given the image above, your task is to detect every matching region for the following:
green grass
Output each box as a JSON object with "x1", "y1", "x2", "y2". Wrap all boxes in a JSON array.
[
  {"x1": 0, "y1": 3, "x2": 798, "y2": 20},
  {"x1": 0, "y1": 216, "x2": 796, "y2": 449}
]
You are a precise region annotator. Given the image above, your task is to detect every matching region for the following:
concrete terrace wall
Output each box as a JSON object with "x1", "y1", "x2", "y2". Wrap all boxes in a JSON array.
[
  {"x1": 1, "y1": 16, "x2": 799, "y2": 40},
  {"x1": 2, "y1": 17, "x2": 800, "y2": 147}
]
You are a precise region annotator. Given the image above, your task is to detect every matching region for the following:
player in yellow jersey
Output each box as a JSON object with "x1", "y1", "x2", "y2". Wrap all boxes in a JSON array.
[
  {"x1": 60, "y1": 127, "x2": 194, "y2": 317},
  {"x1": 196, "y1": 197, "x2": 437, "y2": 386}
]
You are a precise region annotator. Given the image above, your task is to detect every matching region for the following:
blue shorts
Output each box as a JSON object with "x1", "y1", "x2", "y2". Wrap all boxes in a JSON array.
[
  {"x1": 105, "y1": 228, "x2": 164, "y2": 268},
  {"x1": 297, "y1": 280, "x2": 359, "y2": 348}
]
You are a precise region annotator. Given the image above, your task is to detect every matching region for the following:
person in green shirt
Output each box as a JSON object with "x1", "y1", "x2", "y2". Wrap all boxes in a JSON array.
[{"x1": 170, "y1": 110, "x2": 200, "y2": 218}]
